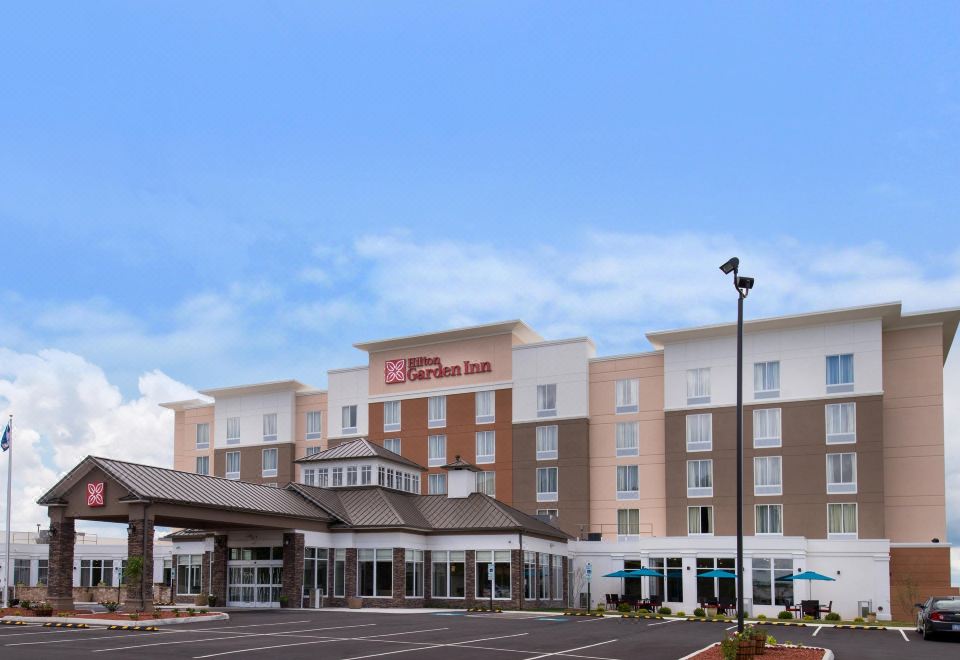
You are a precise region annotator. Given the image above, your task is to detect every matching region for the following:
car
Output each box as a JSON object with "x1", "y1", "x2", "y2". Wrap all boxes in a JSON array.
[{"x1": 915, "y1": 596, "x2": 960, "y2": 640}]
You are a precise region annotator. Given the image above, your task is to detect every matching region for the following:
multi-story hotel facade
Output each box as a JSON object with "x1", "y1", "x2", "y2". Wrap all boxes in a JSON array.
[{"x1": 163, "y1": 302, "x2": 959, "y2": 620}]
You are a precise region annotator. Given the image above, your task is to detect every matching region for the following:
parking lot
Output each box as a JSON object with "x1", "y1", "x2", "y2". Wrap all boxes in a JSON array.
[{"x1": 1, "y1": 610, "x2": 958, "y2": 660}]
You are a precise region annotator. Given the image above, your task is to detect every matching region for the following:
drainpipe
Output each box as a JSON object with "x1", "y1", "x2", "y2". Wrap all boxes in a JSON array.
[{"x1": 518, "y1": 531, "x2": 524, "y2": 610}]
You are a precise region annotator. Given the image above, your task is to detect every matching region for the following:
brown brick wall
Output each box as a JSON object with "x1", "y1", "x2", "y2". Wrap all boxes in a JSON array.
[
  {"x1": 46, "y1": 514, "x2": 75, "y2": 611},
  {"x1": 124, "y1": 515, "x2": 154, "y2": 611},
  {"x1": 213, "y1": 443, "x2": 295, "y2": 485},
  {"x1": 889, "y1": 547, "x2": 959, "y2": 621},
  {"x1": 281, "y1": 533, "x2": 305, "y2": 607},
  {"x1": 211, "y1": 536, "x2": 228, "y2": 607}
]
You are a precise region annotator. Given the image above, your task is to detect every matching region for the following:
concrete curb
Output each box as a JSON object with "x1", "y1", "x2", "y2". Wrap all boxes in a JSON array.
[
  {"x1": 676, "y1": 642, "x2": 834, "y2": 660},
  {"x1": 1, "y1": 613, "x2": 229, "y2": 627}
]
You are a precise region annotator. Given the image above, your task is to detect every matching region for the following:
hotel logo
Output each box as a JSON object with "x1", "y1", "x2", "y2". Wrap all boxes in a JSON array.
[
  {"x1": 384, "y1": 355, "x2": 492, "y2": 384},
  {"x1": 384, "y1": 359, "x2": 407, "y2": 384}
]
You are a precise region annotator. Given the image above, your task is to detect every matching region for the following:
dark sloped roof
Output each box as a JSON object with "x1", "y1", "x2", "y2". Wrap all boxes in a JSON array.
[
  {"x1": 294, "y1": 438, "x2": 426, "y2": 471},
  {"x1": 441, "y1": 456, "x2": 480, "y2": 472},
  {"x1": 417, "y1": 493, "x2": 570, "y2": 539},
  {"x1": 38, "y1": 456, "x2": 331, "y2": 521}
]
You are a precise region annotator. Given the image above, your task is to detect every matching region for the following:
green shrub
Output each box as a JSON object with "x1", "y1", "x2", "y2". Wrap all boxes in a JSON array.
[
  {"x1": 637, "y1": 608, "x2": 650, "y2": 614},
  {"x1": 757, "y1": 614, "x2": 767, "y2": 620},
  {"x1": 802, "y1": 615, "x2": 815, "y2": 621},
  {"x1": 99, "y1": 601, "x2": 120, "y2": 613},
  {"x1": 617, "y1": 603, "x2": 631, "y2": 613},
  {"x1": 693, "y1": 607, "x2": 706, "y2": 617},
  {"x1": 657, "y1": 606, "x2": 671, "y2": 615},
  {"x1": 853, "y1": 617, "x2": 864, "y2": 624},
  {"x1": 777, "y1": 610, "x2": 793, "y2": 620},
  {"x1": 825, "y1": 612, "x2": 841, "y2": 621},
  {"x1": 675, "y1": 610, "x2": 686, "y2": 617}
]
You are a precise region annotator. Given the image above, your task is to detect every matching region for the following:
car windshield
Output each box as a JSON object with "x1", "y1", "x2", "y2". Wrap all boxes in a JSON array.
[{"x1": 933, "y1": 599, "x2": 960, "y2": 611}]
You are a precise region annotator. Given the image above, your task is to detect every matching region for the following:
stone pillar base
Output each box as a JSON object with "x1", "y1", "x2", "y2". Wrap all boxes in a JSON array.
[{"x1": 47, "y1": 596, "x2": 75, "y2": 612}]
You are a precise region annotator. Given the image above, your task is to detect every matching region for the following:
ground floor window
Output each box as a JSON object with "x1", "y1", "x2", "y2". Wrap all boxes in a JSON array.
[
  {"x1": 358, "y1": 549, "x2": 393, "y2": 597},
  {"x1": 334, "y1": 549, "x2": 346, "y2": 597},
  {"x1": 37, "y1": 559, "x2": 48, "y2": 586},
  {"x1": 538, "y1": 555, "x2": 551, "y2": 600},
  {"x1": 162, "y1": 558, "x2": 172, "y2": 586},
  {"x1": 405, "y1": 550, "x2": 424, "y2": 598},
  {"x1": 696, "y1": 557, "x2": 736, "y2": 603},
  {"x1": 303, "y1": 548, "x2": 329, "y2": 602},
  {"x1": 476, "y1": 550, "x2": 511, "y2": 599},
  {"x1": 432, "y1": 551, "x2": 465, "y2": 598},
  {"x1": 176, "y1": 555, "x2": 202, "y2": 595},
  {"x1": 13, "y1": 559, "x2": 30, "y2": 586},
  {"x1": 752, "y1": 557, "x2": 793, "y2": 606},
  {"x1": 523, "y1": 551, "x2": 536, "y2": 599},
  {"x1": 552, "y1": 556, "x2": 564, "y2": 600},
  {"x1": 227, "y1": 565, "x2": 282, "y2": 605},
  {"x1": 81, "y1": 559, "x2": 115, "y2": 587},
  {"x1": 648, "y1": 557, "x2": 684, "y2": 603}
]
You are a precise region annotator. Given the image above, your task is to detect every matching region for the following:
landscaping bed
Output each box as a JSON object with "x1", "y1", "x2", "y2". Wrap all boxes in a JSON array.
[{"x1": 689, "y1": 643, "x2": 827, "y2": 659}]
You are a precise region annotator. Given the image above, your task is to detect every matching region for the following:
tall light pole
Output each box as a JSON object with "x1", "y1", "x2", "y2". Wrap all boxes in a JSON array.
[{"x1": 719, "y1": 258, "x2": 754, "y2": 634}]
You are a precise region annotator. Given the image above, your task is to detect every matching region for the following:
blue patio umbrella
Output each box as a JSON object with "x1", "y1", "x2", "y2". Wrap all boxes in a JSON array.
[
  {"x1": 782, "y1": 570, "x2": 836, "y2": 602},
  {"x1": 625, "y1": 568, "x2": 666, "y2": 578},
  {"x1": 699, "y1": 569, "x2": 738, "y2": 579},
  {"x1": 603, "y1": 570, "x2": 638, "y2": 578}
]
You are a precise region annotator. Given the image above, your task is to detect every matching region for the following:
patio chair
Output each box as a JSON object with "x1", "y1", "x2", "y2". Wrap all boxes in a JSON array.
[
  {"x1": 718, "y1": 598, "x2": 735, "y2": 615},
  {"x1": 819, "y1": 601, "x2": 832, "y2": 615},
  {"x1": 800, "y1": 600, "x2": 820, "y2": 619}
]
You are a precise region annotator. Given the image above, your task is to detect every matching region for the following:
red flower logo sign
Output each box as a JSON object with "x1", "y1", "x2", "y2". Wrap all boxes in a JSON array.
[
  {"x1": 384, "y1": 359, "x2": 406, "y2": 384},
  {"x1": 87, "y1": 482, "x2": 105, "y2": 507}
]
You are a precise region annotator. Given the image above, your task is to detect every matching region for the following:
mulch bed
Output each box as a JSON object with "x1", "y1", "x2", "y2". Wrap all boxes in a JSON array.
[
  {"x1": 690, "y1": 644, "x2": 825, "y2": 659},
  {"x1": 2, "y1": 608, "x2": 220, "y2": 621}
]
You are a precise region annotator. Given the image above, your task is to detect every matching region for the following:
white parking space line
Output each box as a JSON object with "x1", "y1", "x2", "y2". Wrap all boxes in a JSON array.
[
  {"x1": 523, "y1": 640, "x2": 618, "y2": 660},
  {"x1": 812, "y1": 625, "x2": 822, "y2": 636},
  {"x1": 646, "y1": 619, "x2": 682, "y2": 627},
  {"x1": 0, "y1": 627, "x2": 115, "y2": 638},
  {"x1": 6, "y1": 632, "x2": 168, "y2": 647},
  {"x1": 192, "y1": 627, "x2": 453, "y2": 659},
  {"x1": 178, "y1": 620, "x2": 313, "y2": 632},
  {"x1": 337, "y1": 633, "x2": 531, "y2": 660},
  {"x1": 899, "y1": 628, "x2": 910, "y2": 642}
]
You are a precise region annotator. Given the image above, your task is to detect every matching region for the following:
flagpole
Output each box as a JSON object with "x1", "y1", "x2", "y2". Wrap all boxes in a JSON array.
[{"x1": 3, "y1": 415, "x2": 11, "y2": 609}]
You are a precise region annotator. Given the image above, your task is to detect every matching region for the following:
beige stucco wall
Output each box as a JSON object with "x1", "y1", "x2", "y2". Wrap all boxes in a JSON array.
[
  {"x1": 588, "y1": 352, "x2": 666, "y2": 539},
  {"x1": 172, "y1": 405, "x2": 214, "y2": 473},
  {"x1": 882, "y1": 325, "x2": 948, "y2": 542},
  {"x1": 294, "y1": 392, "x2": 328, "y2": 459}
]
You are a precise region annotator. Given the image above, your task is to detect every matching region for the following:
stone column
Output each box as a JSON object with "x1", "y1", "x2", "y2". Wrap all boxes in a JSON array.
[
  {"x1": 391, "y1": 548, "x2": 406, "y2": 607},
  {"x1": 345, "y1": 548, "x2": 358, "y2": 603},
  {"x1": 423, "y1": 550, "x2": 433, "y2": 605},
  {"x1": 211, "y1": 536, "x2": 228, "y2": 607},
  {"x1": 510, "y1": 549, "x2": 522, "y2": 610},
  {"x1": 464, "y1": 550, "x2": 476, "y2": 606},
  {"x1": 46, "y1": 509, "x2": 75, "y2": 612},
  {"x1": 281, "y1": 532, "x2": 304, "y2": 608},
  {"x1": 124, "y1": 508, "x2": 154, "y2": 612}
]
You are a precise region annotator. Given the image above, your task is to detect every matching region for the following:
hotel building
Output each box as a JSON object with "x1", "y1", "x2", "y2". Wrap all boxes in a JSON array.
[{"x1": 156, "y1": 301, "x2": 957, "y2": 620}]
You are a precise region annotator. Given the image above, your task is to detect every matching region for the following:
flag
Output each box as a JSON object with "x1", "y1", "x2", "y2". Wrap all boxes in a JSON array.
[{"x1": 0, "y1": 423, "x2": 9, "y2": 452}]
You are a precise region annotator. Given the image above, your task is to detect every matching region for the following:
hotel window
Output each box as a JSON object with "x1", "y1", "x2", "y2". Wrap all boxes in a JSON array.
[
  {"x1": 686, "y1": 414, "x2": 712, "y2": 451},
  {"x1": 754, "y1": 361, "x2": 780, "y2": 398},
  {"x1": 536, "y1": 383, "x2": 557, "y2": 417},
  {"x1": 225, "y1": 451, "x2": 241, "y2": 480},
  {"x1": 262, "y1": 413, "x2": 278, "y2": 442},
  {"x1": 317, "y1": 467, "x2": 329, "y2": 487},
  {"x1": 405, "y1": 549, "x2": 424, "y2": 598},
  {"x1": 616, "y1": 465, "x2": 639, "y2": 500},
  {"x1": 523, "y1": 551, "x2": 537, "y2": 600},
  {"x1": 476, "y1": 471, "x2": 496, "y2": 497},
  {"x1": 384, "y1": 438, "x2": 401, "y2": 454},
  {"x1": 687, "y1": 459, "x2": 713, "y2": 497},
  {"x1": 428, "y1": 473, "x2": 447, "y2": 495},
  {"x1": 536, "y1": 425, "x2": 558, "y2": 460},
  {"x1": 332, "y1": 467, "x2": 344, "y2": 487},
  {"x1": 752, "y1": 558, "x2": 793, "y2": 606},
  {"x1": 753, "y1": 456, "x2": 782, "y2": 496},
  {"x1": 302, "y1": 468, "x2": 316, "y2": 486},
  {"x1": 427, "y1": 396, "x2": 446, "y2": 428},
  {"x1": 334, "y1": 549, "x2": 346, "y2": 597},
  {"x1": 306, "y1": 411, "x2": 323, "y2": 439},
  {"x1": 476, "y1": 550, "x2": 511, "y2": 599},
  {"x1": 616, "y1": 422, "x2": 639, "y2": 457},
  {"x1": 537, "y1": 509, "x2": 559, "y2": 518},
  {"x1": 383, "y1": 401, "x2": 401, "y2": 432},
  {"x1": 827, "y1": 503, "x2": 858, "y2": 538},
  {"x1": 476, "y1": 390, "x2": 495, "y2": 424},
  {"x1": 306, "y1": 446, "x2": 321, "y2": 457},
  {"x1": 615, "y1": 378, "x2": 639, "y2": 413},
  {"x1": 341, "y1": 405, "x2": 358, "y2": 434},
  {"x1": 226, "y1": 417, "x2": 240, "y2": 444},
  {"x1": 826, "y1": 453, "x2": 857, "y2": 494},
  {"x1": 13, "y1": 559, "x2": 30, "y2": 587},
  {"x1": 176, "y1": 556, "x2": 202, "y2": 595},
  {"x1": 195, "y1": 423, "x2": 210, "y2": 450},
  {"x1": 80, "y1": 559, "x2": 115, "y2": 587},
  {"x1": 361, "y1": 465, "x2": 372, "y2": 485},
  {"x1": 537, "y1": 554, "x2": 550, "y2": 600},
  {"x1": 476, "y1": 431, "x2": 495, "y2": 464},
  {"x1": 536, "y1": 467, "x2": 558, "y2": 502},
  {"x1": 686, "y1": 368, "x2": 711, "y2": 405},
  {"x1": 825, "y1": 402, "x2": 856, "y2": 444},
  {"x1": 262, "y1": 448, "x2": 278, "y2": 478},
  {"x1": 687, "y1": 506, "x2": 713, "y2": 535},
  {"x1": 617, "y1": 508, "x2": 640, "y2": 540},
  {"x1": 753, "y1": 408, "x2": 781, "y2": 448},
  {"x1": 432, "y1": 550, "x2": 465, "y2": 598},
  {"x1": 195, "y1": 455, "x2": 209, "y2": 475},
  {"x1": 357, "y1": 549, "x2": 393, "y2": 598},
  {"x1": 755, "y1": 504, "x2": 783, "y2": 535},
  {"x1": 428, "y1": 434, "x2": 447, "y2": 467},
  {"x1": 37, "y1": 559, "x2": 48, "y2": 586},
  {"x1": 826, "y1": 353, "x2": 854, "y2": 393}
]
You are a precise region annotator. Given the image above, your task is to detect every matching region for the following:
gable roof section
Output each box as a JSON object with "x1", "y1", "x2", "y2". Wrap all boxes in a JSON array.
[
  {"x1": 416, "y1": 493, "x2": 571, "y2": 539},
  {"x1": 38, "y1": 456, "x2": 331, "y2": 521},
  {"x1": 294, "y1": 438, "x2": 426, "y2": 471}
]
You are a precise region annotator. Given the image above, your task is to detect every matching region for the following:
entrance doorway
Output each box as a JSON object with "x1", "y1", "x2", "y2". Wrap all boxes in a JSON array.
[{"x1": 226, "y1": 546, "x2": 284, "y2": 607}]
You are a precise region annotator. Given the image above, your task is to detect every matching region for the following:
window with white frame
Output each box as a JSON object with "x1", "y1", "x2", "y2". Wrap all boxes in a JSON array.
[
  {"x1": 826, "y1": 353, "x2": 854, "y2": 393},
  {"x1": 476, "y1": 431, "x2": 495, "y2": 464},
  {"x1": 616, "y1": 421, "x2": 639, "y2": 457},
  {"x1": 332, "y1": 466, "x2": 344, "y2": 487},
  {"x1": 306, "y1": 411, "x2": 322, "y2": 439},
  {"x1": 225, "y1": 451, "x2": 240, "y2": 480},
  {"x1": 226, "y1": 417, "x2": 240, "y2": 444},
  {"x1": 306, "y1": 446, "x2": 321, "y2": 456},
  {"x1": 37, "y1": 559, "x2": 48, "y2": 586},
  {"x1": 431, "y1": 550, "x2": 466, "y2": 598},
  {"x1": 827, "y1": 502, "x2": 858, "y2": 537},
  {"x1": 686, "y1": 368, "x2": 711, "y2": 404},
  {"x1": 536, "y1": 425, "x2": 558, "y2": 460},
  {"x1": 80, "y1": 559, "x2": 115, "y2": 587},
  {"x1": 317, "y1": 467, "x2": 329, "y2": 487},
  {"x1": 536, "y1": 383, "x2": 557, "y2": 417},
  {"x1": 616, "y1": 465, "x2": 639, "y2": 500},
  {"x1": 361, "y1": 465, "x2": 372, "y2": 485},
  {"x1": 754, "y1": 361, "x2": 780, "y2": 398},
  {"x1": 687, "y1": 506, "x2": 713, "y2": 535},
  {"x1": 825, "y1": 402, "x2": 856, "y2": 444},
  {"x1": 404, "y1": 549, "x2": 423, "y2": 598},
  {"x1": 686, "y1": 414, "x2": 712, "y2": 451},
  {"x1": 615, "y1": 378, "x2": 639, "y2": 413},
  {"x1": 476, "y1": 390, "x2": 495, "y2": 424},
  {"x1": 195, "y1": 455, "x2": 209, "y2": 475},
  {"x1": 687, "y1": 459, "x2": 713, "y2": 497},
  {"x1": 617, "y1": 508, "x2": 640, "y2": 539},
  {"x1": 262, "y1": 448, "x2": 278, "y2": 478},
  {"x1": 262, "y1": 413, "x2": 278, "y2": 442},
  {"x1": 302, "y1": 467, "x2": 316, "y2": 486},
  {"x1": 384, "y1": 437, "x2": 401, "y2": 454},
  {"x1": 536, "y1": 467, "x2": 558, "y2": 501},
  {"x1": 753, "y1": 456, "x2": 782, "y2": 496},
  {"x1": 428, "y1": 434, "x2": 446, "y2": 467},
  {"x1": 752, "y1": 557, "x2": 793, "y2": 605},
  {"x1": 195, "y1": 423, "x2": 210, "y2": 449},
  {"x1": 176, "y1": 556, "x2": 202, "y2": 595},
  {"x1": 537, "y1": 508, "x2": 558, "y2": 518},
  {"x1": 755, "y1": 504, "x2": 783, "y2": 535},
  {"x1": 341, "y1": 405, "x2": 358, "y2": 434},
  {"x1": 476, "y1": 550, "x2": 511, "y2": 599},
  {"x1": 383, "y1": 401, "x2": 401, "y2": 432},
  {"x1": 428, "y1": 472, "x2": 446, "y2": 494},
  {"x1": 476, "y1": 471, "x2": 496, "y2": 496},
  {"x1": 357, "y1": 548, "x2": 393, "y2": 598},
  {"x1": 826, "y1": 453, "x2": 857, "y2": 493},
  {"x1": 427, "y1": 396, "x2": 446, "y2": 428},
  {"x1": 753, "y1": 408, "x2": 781, "y2": 448}
]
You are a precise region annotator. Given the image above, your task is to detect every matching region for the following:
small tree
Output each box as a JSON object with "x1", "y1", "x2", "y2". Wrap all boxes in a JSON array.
[{"x1": 126, "y1": 556, "x2": 145, "y2": 606}]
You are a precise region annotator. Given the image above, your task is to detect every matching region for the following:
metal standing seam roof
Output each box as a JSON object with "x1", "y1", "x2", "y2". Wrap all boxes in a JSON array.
[
  {"x1": 38, "y1": 456, "x2": 331, "y2": 521},
  {"x1": 294, "y1": 438, "x2": 427, "y2": 471}
]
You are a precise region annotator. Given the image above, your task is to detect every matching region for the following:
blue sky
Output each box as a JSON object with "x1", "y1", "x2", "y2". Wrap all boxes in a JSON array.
[{"x1": 1, "y1": 2, "x2": 959, "y2": 580}]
